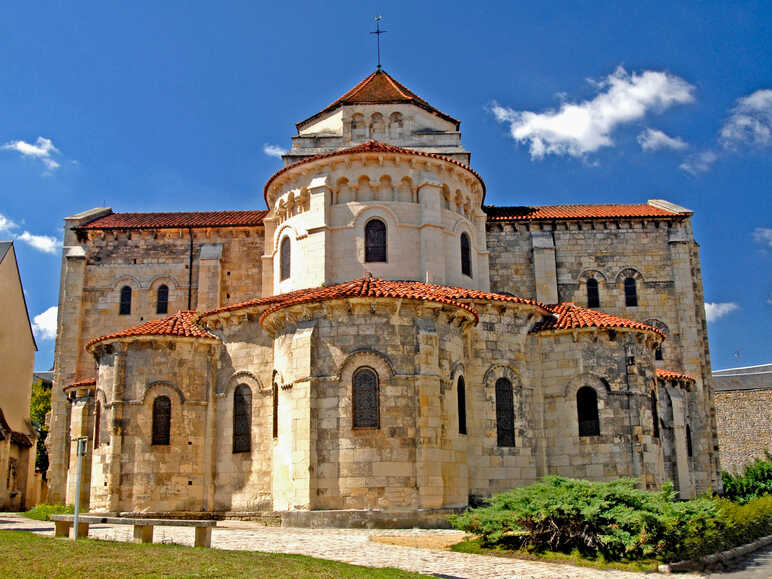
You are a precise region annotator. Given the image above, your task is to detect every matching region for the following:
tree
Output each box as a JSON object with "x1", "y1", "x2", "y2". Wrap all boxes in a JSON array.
[{"x1": 29, "y1": 378, "x2": 51, "y2": 477}]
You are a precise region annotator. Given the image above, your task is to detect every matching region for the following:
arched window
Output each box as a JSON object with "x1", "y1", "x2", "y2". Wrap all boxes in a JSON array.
[
  {"x1": 457, "y1": 376, "x2": 467, "y2": 435},
  {"x1": 351, "y1": 114, "x2": 366, "y2": 139},
  {"x1": 577, "y1": 386, "x2": 600, "y2": 436},
  {"x1": 156, "y1": 284, "x2": 169, "y2": 315},
  {"x1": 460, "y1": 233, "x2": 472, "y2": 277},
  {"x1": 151, "y1": 396, "x2": 171, "y2": 446},
  {"x1": 686, "y1": 425, "x2": 693, "y2": 457},
  {"x1": 352, "y1": 367, "x2": 379, "y2": 428},
  {"x1": 272, "y1": 382, "x2": 279, "y2": 439},
  {"x1": 624, "y1": 277, "x2": 638, "y2": 307},
  {"x1": 365, "y1": 219, "x2": 387, "y2": 262},
  {"x1": 586, "y1": 278, "x2": 600, "y2": 308},
  {"x1": 389, "y1": 112, "x2": 404, "y2": 138},
  {"x1": 370, "y1": 112, "x2": 386, "y2": 139},
  {"x1": 280, "y1": 237, "x2": 291, "y2": 281},
  {"x1": 119, "y1": 285, "x2": 132, "y2": 315},
  {"x1": 650, "y1": 390, "x2": 660, "y2": 438},
  {"x1": 655, "y1": 344, "x2": 663, "y2": 361},
  {"x1": 94, "y1": 401, "x2": 101, "y2": 447},
  {"x1": 495, "y1": 377, "x2": 515, "y2": 447},
  {"x1": 233, "y1": 384, "x2": 252, "y2": 453}
]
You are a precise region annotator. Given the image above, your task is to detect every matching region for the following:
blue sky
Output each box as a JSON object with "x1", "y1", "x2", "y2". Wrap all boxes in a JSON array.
[{"x1": 1, "y1": 1, "x2": 769, "y2": 371}]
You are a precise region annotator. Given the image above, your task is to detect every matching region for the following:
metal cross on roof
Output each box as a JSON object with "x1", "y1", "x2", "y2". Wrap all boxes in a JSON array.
[{"x1": 370, "y1": 15, "x2": 387, "y2": 69}]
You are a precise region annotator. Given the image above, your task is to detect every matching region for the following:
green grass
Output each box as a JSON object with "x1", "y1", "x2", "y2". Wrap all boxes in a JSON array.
[
  {"x1": 23, "y1": 503, "x2": 78, "y2": 521},
  {"x1": 0, "y1": 530, "x2": 426, "y2": 578},
  {"x1": 450, "y1": 537, "x2": 661, "y2": 573}
]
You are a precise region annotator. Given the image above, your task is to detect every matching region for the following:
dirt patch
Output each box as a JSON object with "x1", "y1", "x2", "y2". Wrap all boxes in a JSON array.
[{"x1": 369, "y1": 534, "x2": 466, "y2": 550}]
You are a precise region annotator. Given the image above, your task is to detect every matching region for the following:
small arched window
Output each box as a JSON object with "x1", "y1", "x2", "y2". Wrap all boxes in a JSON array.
[
  {"x1": 272, "y1": 382, "x2": 279, "y2": 439},
  {"x1": 352, "y1": 367, "x2": 379, "y2": 429},
  {"x1": 119, "y1": 286, "x2": 132, "y2": 315},
  {"x1": 151, "y1": 396, "x2": 171, "y2": 446},
  {"x1": 624, "y1": 277, "x2": 638, "y2": 307},
  {"x1": 351, "y1": 114, "x2": 366, "y2": 139},
  {"x1": 460, "y1": 233, "x2": 472, "y2": 277},
  {"x1": 686, "y1": 425, "x2": 693, "y2": 457},
  {"x1": 655, "y1": 344, "x2": 663, "y2": 361},
  {"x1": 495, "y1": 377, "x2": 515, "y2": 447},
  {"x1": 650, "y1": 390, "x2": 660, "y2": 438},
  {"x1": 94, "y1": 401, "x2": 101, "y2": 447},
  {"x1": 577, "y1": 386, "x2": 600, "y2": 437},
  {"x1": 233, "y1": 384, "x2": 252, "y2": 453},
  {"x1": 365, "y1": 219, "x2": 387, "y2": 262},
  {"x1": 156, "y1": 284, "x2": 169, "y2": 315},
  {"x1": 457, "y1": 376, "x2": 467, "y2": 435},
  {"x1": 280, "y1": 237, "x2": 291, "y2": 281},
  {"x1": 586, "y1": 278, "x2": 600, "y2": 308}
]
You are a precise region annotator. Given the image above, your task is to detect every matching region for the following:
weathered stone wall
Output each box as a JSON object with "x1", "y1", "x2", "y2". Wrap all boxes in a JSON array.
[{"x1": 714, "y1": 388, "x2": 772, "y2": 472}]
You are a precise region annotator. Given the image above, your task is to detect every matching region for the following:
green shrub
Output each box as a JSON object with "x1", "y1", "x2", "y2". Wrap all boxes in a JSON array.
[
  {"x1": 24, "y1": 504, "x2": 76, "y2": 521},
  {"x1": 722, "y1": 453, "x2": 772, "y2": 504}
]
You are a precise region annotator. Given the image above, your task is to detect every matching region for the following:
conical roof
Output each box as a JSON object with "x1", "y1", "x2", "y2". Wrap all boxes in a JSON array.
[{"x1": 297, "y1": 69, "x2": 460, "y2": 130}]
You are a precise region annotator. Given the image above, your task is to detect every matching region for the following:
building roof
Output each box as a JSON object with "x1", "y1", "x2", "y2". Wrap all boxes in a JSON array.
[
  {"x1": 531, "y1": 302, "x2": 665, "y2": 337},
  {"x1": 62, "y1": 378, "x2": 96, "y2": 392},
  {"x1": 86, "y1": 311, "x2": 219, "y2": 350},
  {"x1": 264, "y1": 140, "x2": 485, "y2": 203},
  {"x1": 0, "y1": 241, "x2": 11, "y2": 263},
  {"x1": 0, "y1": 241, "x2": 37, "y2": 351},
  {"x1": 484, "y1": 203, "x2": 688, "y2": 222},
  {"x1": 656, "y1": 368, "x2": 697, "y2": 383},
  {"x1": 76, "y1": 210, "x2": 268, "y2": 231},
  {"x1": 712, "y1": 363, "x2": 772, "y2": 391},
  {"x1": 297, "y1": 69, "x2": 460, "y2": 131}
]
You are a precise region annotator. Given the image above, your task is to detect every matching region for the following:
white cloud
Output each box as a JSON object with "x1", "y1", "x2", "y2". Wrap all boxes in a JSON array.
[
  {"x1": 2, "y1": 136, "x2": 61, "y2": 172},
  {"x1": 720, "y1": 89, "x2": 772, "y2": 149},
  {"x1": 753, "y1": 227, "x2": 772, "y2": 248},
  {"x1": 263, "y1": 144, "x2": 287, "y2": 159},
  {"x1": 637, "y1": 128, "x2": 688, "y2": 151},
  {"x1": 491, "y1": 66, "x2": 695, "y2": 159},
  {"x1": 32, "y1": 306, "x2": 58, "y2": 341},
  {"x1": 17, "y1": 231, "x2": 61, "y2": 254},
  {"x1": 679, "y1": 150, "x2": 718, "y2": 175},
  {"x1": 704, "y1": 302, "x2": 739, "y2": 323},
  {"x1": 0, "y1": 214, "x2": 18, "y2": 234}
]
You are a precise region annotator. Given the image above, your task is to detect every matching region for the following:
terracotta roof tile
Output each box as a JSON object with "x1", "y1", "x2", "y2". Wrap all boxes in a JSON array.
[
  {"x1": 86, "y1": 311, "x2": 218, "y2": 349},
  {"x1": 531, "y1": 302, "x2": 665, "y2": 337},
  {"x1": 265, "y1": 140, "x2": 485, "y2": 203},
  {"x1": 297, "y1": 69, "x2": 460, "y2": 130},
  {"x1": 63, "y1": 379, "x2": 96, "y2": 391},
  {"x1": 656, "y1": 368, "x2": 696, "y2": 383},
  {"x1": 78, "y1": 210, "x2": 268, "y2": 230},
  {"x1": 484, "y1": 204, "x2": 687, "y2": 222}
]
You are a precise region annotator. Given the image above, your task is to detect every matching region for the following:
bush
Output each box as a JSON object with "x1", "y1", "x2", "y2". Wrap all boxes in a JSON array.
[
  {"x1": 24, "y1": 504, "x2": 76, "y2": 521},
  {"x1": 722, "y1": 453, "x2": 772, "y2": 504}
]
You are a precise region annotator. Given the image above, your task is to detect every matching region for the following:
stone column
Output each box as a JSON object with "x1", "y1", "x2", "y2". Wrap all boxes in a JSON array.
[
  {"x1": 107, "y1": 345, "x2": 126, "y2": 513},
  {"x1": 65, "y1": 387, "x2": 95, "y2": 507},
  {"x1": 666, "y1": 385, "x2": 695, "y2": 498},
  {"x1": 531, "y1": 231, "x2": 558, "y2": 304},
  {"x1": 418, "y1": 177, "x2": 445, "y2": 285},
  {"x1": 202, "y1": 344, "x2": 217, "y2": 511},
  {"x1": 261, "y1": 216, "x2": 276, "y2": 298}
]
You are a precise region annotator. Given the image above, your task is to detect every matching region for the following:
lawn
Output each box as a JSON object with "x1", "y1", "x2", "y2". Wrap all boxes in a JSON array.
[{"x1": 0, "y1": 530, "x2": 425, "y2": 578}]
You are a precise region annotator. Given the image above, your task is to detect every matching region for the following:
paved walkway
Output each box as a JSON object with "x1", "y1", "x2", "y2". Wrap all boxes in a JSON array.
[
  {"x1": 0, "y1": 513, "x2": 676, "y2": 578},
  {"x1": 703, "y1": 543, "x2": 772, "y2": 578}
]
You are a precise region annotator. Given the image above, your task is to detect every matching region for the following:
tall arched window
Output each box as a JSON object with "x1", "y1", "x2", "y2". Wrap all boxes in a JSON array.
[
  {"x1": 156, "y1": 284, "x2": 169, "y2": 314},
  {"x1": 650, "y1": 390, "x2": 660, "y2": 438},
  {"x1": 686, "y1": 425, "x2": 693, "y2": 457},
  {"x1": 457, "y1": 376, "x2": 467, "y2": 435},
  {"x1": 365, "y1": 219, "x2": 387, "y2": 262},
  {"x1": 577, "y1": 386, "x2": 600, "y2": 436},
  {"x1": 94, "y1": 401, "x2": 101, "y2": 447},
  {"x1": 280, "y1": 237, "x2": 291, "y2": 281},
  {"x1": 152, "y1": 396, "x2": 171, "y2": 446},
  {"x1": 586, "y1": 278, "x2": 600, "y2": 308},
  {"x1": 352, "y1": 367, "x2": 379, "y2": 428},
  {"x1": 495, "y1": 377, "x2": 515, "y2": 447},
  {"x1": 460, "y1": 233, "x2": 472, "y2": 277},
  {"x1": 119, "y1": 285, "x2": 132, "y2": 315},
  {"x1": 233, "y1": 384, "x2": 252, "y2": 453},
  {"x1": 655, "y1": 344, "x2": 663, "y2": 360},
  {"x1": 272, "y1": 382, "x2": 279, "y2": 439},
  {"x1": 624, "y1": 277, "x2": 638, "y2": 307}
]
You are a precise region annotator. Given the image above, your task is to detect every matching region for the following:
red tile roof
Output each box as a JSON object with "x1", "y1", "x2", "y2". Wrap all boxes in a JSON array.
[
  {"x1": 297, "y1": 69, "x2": 460, "y2": 130},
  {"x1": 265, "y1": 140, "x2": 485, "y2": 203},
  {"x1": 63, "y1": 379, "x2": 96, "y2": 391},
  {"x1": 86, "y1": 311, "x2": 218, "y2": 350},
  {"x1": 656, "y1": 368, "x2": 696, "y2": 383},
  {"x1": 484, "y1": 204, "x2": 688, "y2": 222},
  {"x1": 78, "y1": 210, "x2": 268, "y2": 230},
  {"x1": 531, "y1": 302, "x2": 665, "y2": 337}
]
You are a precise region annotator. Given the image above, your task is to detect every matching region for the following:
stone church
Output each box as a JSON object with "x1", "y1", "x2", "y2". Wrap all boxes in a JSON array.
[{"x1": 48, "y1": 69, "x2": 721, "y2": 526}]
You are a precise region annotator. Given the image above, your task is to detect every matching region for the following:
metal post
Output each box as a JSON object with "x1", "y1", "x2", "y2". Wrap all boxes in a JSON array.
[{"x1": 73, "y1": 437, "x2": 87, "y2": 539}]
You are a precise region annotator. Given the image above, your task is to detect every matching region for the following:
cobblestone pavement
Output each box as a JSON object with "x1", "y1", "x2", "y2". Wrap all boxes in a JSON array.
[
  {"x1": 0, "y1": 513, "x2": 672, "y2": 578},
  {"x1": 702, "y1": 543, "x2": 772, "y2": 578}
]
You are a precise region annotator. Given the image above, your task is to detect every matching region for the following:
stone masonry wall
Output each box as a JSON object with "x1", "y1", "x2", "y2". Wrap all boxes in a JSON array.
[{"x1": 714, "y1": 389, "x2": 772, "y2": 473}]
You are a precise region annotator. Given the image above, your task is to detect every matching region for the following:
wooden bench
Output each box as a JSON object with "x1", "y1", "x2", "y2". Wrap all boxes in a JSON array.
[{"x1": 49, "y1": 514, "x2": 217, "y2": 547}]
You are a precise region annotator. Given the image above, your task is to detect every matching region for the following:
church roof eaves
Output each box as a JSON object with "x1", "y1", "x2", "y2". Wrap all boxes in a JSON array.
[
  {"x1": 484, "y1": 203, "x2": 689, "y2": 222},
  {"x1": 296, "y1": 69, "x2": 460, "y2": 131},
  {"x1": 264, "y1": 140, "x2": 486, "y2": 204},
  {"x1": 85, "y1": 310, "x2": 219, "y2": 350},
  {"x1": 531, "y1": 302, "x2": 665, "y2": 338},
  {"x1": 76, "y1": 210, "x2": 268, "y2": 231},
  {"x1": 656, "y1": 368, "x2": 696, "y2": 383}
]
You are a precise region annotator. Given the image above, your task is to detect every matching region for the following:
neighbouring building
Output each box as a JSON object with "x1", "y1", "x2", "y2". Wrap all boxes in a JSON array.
[
  {"x1": 713, "y1": 364, "x2": 772, "y2": 473},
  {"x1": 0, "y1": 241, "x2": 38, "y2": 511},
  {"x1": 47, "y1": 69, "x2": 721, "y2": 526}
]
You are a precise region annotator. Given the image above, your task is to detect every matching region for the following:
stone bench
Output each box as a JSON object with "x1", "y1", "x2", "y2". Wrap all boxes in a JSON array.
[{"x1": 49, "y1": 514, "x2": 217, "y2": 547}]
